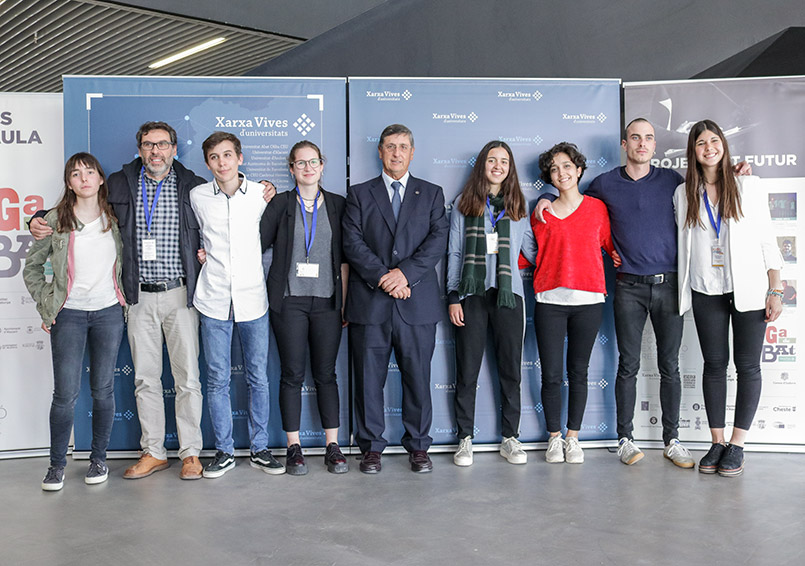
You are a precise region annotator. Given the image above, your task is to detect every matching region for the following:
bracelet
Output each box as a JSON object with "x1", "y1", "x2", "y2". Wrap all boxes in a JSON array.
[{"x1": 767, "y1": 289, "x2": 783, "y2": 298}]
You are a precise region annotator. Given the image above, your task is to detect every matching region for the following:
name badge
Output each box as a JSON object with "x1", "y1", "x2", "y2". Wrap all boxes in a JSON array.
[
  {"x1": 143, "y1": 238, "x2": 157, "y2": 261},
  {"x1": 711, "y1": 244, "x2": 725, "y2": 267},
  {"x1": 296, "y1": 262, "x2": 320, "y2": 278},
  {"x1": 486, "y1": 232, "x2": 499, "y2": 254}
]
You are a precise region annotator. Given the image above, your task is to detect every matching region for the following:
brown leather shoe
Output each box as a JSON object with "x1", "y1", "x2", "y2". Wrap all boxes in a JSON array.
[
  {"x1": 180, "y1": 456, "x2": 203, "y2": 480},
  {"x1": 123, "y1": 453, "x2": 170, "y2": 479}
]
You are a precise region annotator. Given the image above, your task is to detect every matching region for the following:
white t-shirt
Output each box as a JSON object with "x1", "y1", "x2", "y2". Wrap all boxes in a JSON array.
[{"x1": 63, "y1": 215, "x2": 119, "y2": 311}]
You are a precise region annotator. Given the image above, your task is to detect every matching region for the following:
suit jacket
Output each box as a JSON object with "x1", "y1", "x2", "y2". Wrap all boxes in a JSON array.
[
  {"x1": 674, "y1": 175, "x2": 783, "y2": 314},
  {"x1": 342, "y1": 174, "x2": 448, "y2": 325},
  {"x1": 260, "y1": 188, "x2": 346, "y2": 313}
]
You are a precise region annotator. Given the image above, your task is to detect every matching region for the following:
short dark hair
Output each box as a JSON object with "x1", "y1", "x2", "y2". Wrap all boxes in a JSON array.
[
  {"x1": 202, "y1": 131, "x2": 242, "y2": 163},
  {"x1": 623, "y1": 117, "x2": 653, "y2": 141},
  {"x1": 538, "y1": 142, "x2": 587, "y2": 184},
  {"x1": 136, "y1": 121, "x2": 177, "y2": 146},
  {"x1": 378, "y1": 124, "x2": 414, "y2": 149}
]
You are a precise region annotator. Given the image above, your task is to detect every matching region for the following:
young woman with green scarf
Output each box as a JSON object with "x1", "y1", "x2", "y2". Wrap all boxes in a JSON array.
[{"x1": 446, "y1": 141, "x2": 536, "y2": 467}]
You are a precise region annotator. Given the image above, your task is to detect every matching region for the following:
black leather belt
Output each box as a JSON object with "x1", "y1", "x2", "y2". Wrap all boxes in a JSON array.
[
  {"x1": 140, "y1": 278, "x2": 185, "y2": 292},
  {"x1": 616, "y1": 272, "x2": 674, "y2": 285}
]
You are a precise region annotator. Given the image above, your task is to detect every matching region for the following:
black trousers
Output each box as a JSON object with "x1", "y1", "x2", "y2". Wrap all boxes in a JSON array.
[
  {"x1": 534, "y1": 301, "x2": 603, "y2": 433},
  {"x1": 691, "y1": 291, "x2": 766, "y2": 430},
  {"x1": 453, "y1": 290, "x2": 525, "y2": 439},
  {"x1": 271, "y1": 296, "x2": 343, "y2": 432}
]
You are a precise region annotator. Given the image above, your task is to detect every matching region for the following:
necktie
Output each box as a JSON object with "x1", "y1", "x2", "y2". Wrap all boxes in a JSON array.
[{"x1": 391, "y1": 181, "x2": 402, "y2": 221}]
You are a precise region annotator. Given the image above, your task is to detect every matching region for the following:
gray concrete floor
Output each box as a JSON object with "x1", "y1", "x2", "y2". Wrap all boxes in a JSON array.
[{"x1": 3, "y1": 448, "x2": 805, "y2": 566}]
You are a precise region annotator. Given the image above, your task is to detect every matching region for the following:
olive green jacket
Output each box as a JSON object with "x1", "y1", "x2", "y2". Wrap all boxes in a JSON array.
[{"x1": 23, "y1": 209, "x2": 126, "y2": 327}]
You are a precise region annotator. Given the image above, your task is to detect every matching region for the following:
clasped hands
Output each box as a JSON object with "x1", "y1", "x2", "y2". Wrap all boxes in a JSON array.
[{"x1": 379, "y1": 268, "x2": 411, "y2": 300}]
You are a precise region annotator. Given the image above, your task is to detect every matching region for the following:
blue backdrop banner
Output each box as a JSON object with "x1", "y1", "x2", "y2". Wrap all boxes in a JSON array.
[
  {"x1": 347, "y1": 78, "x2": 622, "y2": 445},
  {"x1": 63, "y1": 76, "x2": 349, "y2": 453}
]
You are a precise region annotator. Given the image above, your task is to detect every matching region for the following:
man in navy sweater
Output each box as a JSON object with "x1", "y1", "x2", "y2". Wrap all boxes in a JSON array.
[{"x1": 536, "y1": 118, "x2": 694, "y2": 468}]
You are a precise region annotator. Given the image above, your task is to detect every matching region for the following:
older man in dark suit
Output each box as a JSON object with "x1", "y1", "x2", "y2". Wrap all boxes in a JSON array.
[{"x1": 343, "y1": 124, "x2": 448, "y2": 473}]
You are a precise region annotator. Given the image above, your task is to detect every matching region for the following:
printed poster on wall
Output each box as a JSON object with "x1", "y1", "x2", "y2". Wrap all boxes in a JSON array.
[
  {"x1": 0, "y1": 93, "x2": 63, "y2": 455},
  {"x1": 348, "y1": 77, "x2": 621, "y2": 446},
  {"x1": 625, "y1": 76, "x2": 805, "y2": 446},
  {"x1": 62, "y1": 76, "x2": 348, "y2": 454}
]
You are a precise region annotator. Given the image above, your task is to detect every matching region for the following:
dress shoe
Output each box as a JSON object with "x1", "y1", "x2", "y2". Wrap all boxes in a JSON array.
[
  {"x1": 359, "y1": 451, "x2": 382, "y2": 474},
  {"x1": 123, "y1": 453, "x2": 170, "y2": 479},
  {"x1": 409, "y1": 450, "x2": 433, "y2": 473},
  {"x1": 325, "y1": 443, "x2": 349, "y2": 474},
  {"x1": 180, "y1": 456, "x2": 203, "y2": 480}
]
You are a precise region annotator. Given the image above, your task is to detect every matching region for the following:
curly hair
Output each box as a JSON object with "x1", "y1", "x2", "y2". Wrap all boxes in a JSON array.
[{"x1": 538, "y1": 142, "x2": 587, "y2": 185}]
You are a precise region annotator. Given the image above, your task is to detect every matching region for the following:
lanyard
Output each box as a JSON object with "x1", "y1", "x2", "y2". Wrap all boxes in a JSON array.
[
  {"x1": 703, "y1": 193, "x2": 722, "y2": 239},
  {"x1": 141, "y1": 167, "x2": 165, "y2": 234},
  {"x1": 486, "y1": 196, "x2": 505, "y2": 231},
  {"x1": 296, "y1": 186, "x2": 319, "y2": 260}
]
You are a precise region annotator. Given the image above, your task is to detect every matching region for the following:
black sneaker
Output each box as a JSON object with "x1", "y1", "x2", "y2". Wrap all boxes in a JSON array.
[
  {"x1": 250, "y1": 449, "x2": 285, "y2": 475},
  {"x1": 42, "y1": 466, "x2": 65, "y2": 491},
  {"x1": 718, "y1": 444, "x2": 745, "y2": 477},
  {"x1": 325, "y1": 443, "x2": 349, "y2": 474},
  {"x1": 203, "y1": 451, "x2": 236, "y2": 478},
  {"x1": 85, "y1": 459, "x2": 109, "y2": 485},
  {"x1": 285, "y1": 444, "x2": 308, "y2": 476},
  {"x1": 698, "y1": 443, "x2": 727, "y2": 474}
]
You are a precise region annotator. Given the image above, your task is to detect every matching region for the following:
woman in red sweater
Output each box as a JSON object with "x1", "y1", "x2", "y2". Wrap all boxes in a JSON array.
[{"x1": 531, "y1": 142, "x2": 618, "y2": 464}]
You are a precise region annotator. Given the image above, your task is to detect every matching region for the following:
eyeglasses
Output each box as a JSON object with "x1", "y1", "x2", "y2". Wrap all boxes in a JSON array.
[
  {"x1": 293, "y1": 158, "x2": 323, "y2": 169},
  {"x1": 383, "y1": 143, "x2": 411, "y2": 152},
  {"x1": 139, "y1": 140, "x2": 174, "y2": 150}
]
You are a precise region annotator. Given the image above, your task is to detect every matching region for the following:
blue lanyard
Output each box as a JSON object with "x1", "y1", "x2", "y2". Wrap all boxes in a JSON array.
[
  {"x1": 141, "y1": 167, "x2": 165, "y2": 234},
  {"x1": 486, "y1": 196, "x2": 505, "y2": 231},
  {"x1": 296, "y1": 186, "x2": 319, "y2": 260},
  {"x1": 703, "y1": 193, "x2": 722, "y2": 239}
]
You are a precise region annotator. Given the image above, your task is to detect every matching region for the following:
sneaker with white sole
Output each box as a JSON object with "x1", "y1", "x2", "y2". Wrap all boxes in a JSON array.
[
  {"x1": 500, "y1": 436, "x2": 527, "y2": 464},
  {"x1": 42, "y1": 466, "x2": 65, "y2": 491},
  {"x1": 564, "y1": 437, "x2": 584, "y2": 464},
  {"x1": 250, "y1": 449, "x2": 286, "y2": 475},
  {"x1": 663, "y1": 438, "x2": 695, "y2": 469},
  {"x1": 454, "y1": 437, "x2": 473, "y2": 467},
  {"x1": 617, "y1": 437, "x2": 644, "y2": 465},
  {"x1": 545, "y1": 435, "x2": 565, "y2": 463},
  {"x1": 85, "y1": 459, "x2": 109, "y2": 485},
  {"x1": 203, "y1": 451, "x2": 236, "y2": 478}
]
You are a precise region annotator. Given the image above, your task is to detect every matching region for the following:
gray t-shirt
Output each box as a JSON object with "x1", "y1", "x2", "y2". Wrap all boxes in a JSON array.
[{"x1": 287, "y1": 198, "x2": 335, "y2": 298}]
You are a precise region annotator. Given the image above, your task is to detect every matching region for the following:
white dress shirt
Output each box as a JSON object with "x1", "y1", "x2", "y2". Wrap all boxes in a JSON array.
[
  {"x1": 382, "y1": 170, "x2": 410, "y2": 202},
  {"x1": 689, "y1": 191, "x2": 734, "y2": 295},
  {"x1": 190, "y1": 175, "x2": 268, "y2": 322}
]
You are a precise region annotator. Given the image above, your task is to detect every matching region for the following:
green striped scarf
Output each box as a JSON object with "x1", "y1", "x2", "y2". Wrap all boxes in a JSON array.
[{"x1": 457, "y1": 193, "x2": 515, "y2": 308}]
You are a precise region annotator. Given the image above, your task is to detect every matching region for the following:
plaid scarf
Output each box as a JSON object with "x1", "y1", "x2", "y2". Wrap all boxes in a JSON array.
[{"x1": 457, "y1": 193, "x2": 515, "y2": 308}]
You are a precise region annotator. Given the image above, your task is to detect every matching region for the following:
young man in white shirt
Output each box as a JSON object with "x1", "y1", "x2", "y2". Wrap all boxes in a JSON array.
[{"x1": 191, "y1": 131, "x2": 284, "y2": 478}]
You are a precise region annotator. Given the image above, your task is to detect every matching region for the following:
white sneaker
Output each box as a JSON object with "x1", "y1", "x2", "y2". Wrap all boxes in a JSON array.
[
  {"x1": 453, "y1": 437, "x2": 473, "y2": 467},
  {"x1": 617, "y1": 437, "x2": 644, "y2": 465},
  {"x1": 663, "y1": 439, "x2": 695, "y2": 469},
  {"x1": 564, "y1": 437, "x2": 584, "y2": 464},
  {"x1": 545, "y1": 435, "x2": 565, "y2": 463},
  {"x1": 500, "y1": 437, "x2": 527, "y2": 464}
]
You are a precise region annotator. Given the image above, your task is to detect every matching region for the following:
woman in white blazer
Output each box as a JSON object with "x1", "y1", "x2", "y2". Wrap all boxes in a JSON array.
[{"x1": 674, "y1": 119, "x2": 783, "y2": 477}]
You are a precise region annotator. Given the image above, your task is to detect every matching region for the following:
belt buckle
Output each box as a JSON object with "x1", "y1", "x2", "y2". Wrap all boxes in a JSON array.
[{"x1": 654, "y1": 274, "x2": 664, "y2": 285}]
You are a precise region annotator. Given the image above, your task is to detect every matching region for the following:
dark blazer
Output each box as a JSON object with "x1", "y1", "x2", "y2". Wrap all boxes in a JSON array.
[
  {"x1": 260, "y1": 188, "x2": 346, "y2": 313},
  {"x1": 342, "y1": 174, "x2": 448, "y2": 325},
  {"x1": 106, "y1": 158, "x2": 206, "y2": 307}
]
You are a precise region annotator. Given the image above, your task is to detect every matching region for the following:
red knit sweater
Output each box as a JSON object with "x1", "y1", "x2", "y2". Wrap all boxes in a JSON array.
[{"x1": 529, "y1": 196, "x2": 615, "y2": 294}]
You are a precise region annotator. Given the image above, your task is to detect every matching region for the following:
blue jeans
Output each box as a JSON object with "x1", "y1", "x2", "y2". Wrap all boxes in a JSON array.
[
  {"x1": 49, "y1": 305, "x2": 125, "y2": 468},
  {"x1": 614, "y1": 274, "x2": 683, "y2": 444},
  {"x1": 200, "y1": 312, "x2": 270, "y2": 454}
]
